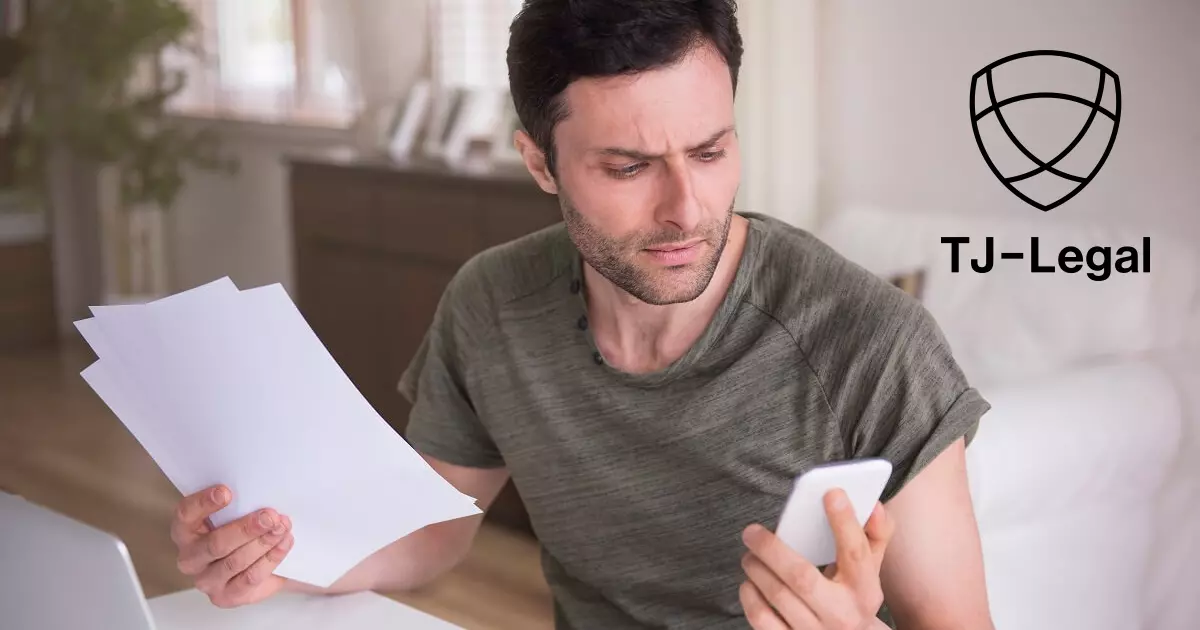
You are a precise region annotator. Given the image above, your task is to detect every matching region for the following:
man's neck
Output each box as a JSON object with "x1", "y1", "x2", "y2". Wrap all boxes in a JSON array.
[{"x1": 585, "y1": 214, "x2": 750, "y2": 374}]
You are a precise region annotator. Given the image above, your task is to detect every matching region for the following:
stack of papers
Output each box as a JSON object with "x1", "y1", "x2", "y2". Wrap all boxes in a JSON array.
[{"x1": 74, "y1": 277, "x2": 481, "y2": 587}]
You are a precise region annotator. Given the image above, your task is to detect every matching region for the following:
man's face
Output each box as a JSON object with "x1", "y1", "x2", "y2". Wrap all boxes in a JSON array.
[{"x1": 549, "y1": 44, "x2": 741, "y2": 305}]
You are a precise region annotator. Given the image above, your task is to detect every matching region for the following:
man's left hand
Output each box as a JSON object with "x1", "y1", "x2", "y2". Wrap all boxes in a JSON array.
[{"x1": 740, "y1": 489, "x2": 894, "y2": 629}]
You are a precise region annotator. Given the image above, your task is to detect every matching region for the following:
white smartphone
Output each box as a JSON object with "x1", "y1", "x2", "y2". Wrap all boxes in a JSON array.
[{"x1": 774, "y1": 458, "x2": 893, "y2": 566}]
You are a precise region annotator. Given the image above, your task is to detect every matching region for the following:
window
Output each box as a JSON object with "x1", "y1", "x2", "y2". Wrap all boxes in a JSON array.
[
  {"x1": 432, "y1": 0, "x2": 523, "y2": 91},
  {"x1": 168, "y1": 0, "x2": 361, "y2": 127}
]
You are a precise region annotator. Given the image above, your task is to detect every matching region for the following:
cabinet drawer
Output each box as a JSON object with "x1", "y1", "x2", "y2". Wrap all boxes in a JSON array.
[
  {"x1": 376, "y1": 185, "x2": 485, "y2": 266},
  {"x1": 482, "y1": 188, "x2": 562, "y2": 245},
  {"x1": 291, "y1": 165, "x2": 378, "y2": 247}
]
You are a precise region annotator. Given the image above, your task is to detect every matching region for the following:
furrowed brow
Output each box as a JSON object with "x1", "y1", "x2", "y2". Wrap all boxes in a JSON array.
[
  {"x1": 686, "y1": 125, "x2": 735, "y2": 152},
  {"x1": 596, "y1": 125, "x2": 735, "y2": 161}
]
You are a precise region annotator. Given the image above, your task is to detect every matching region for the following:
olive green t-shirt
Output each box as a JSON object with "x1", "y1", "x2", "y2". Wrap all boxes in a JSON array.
[{"x1": 398, "y1": 212, "x2": 990, "y2": 630}]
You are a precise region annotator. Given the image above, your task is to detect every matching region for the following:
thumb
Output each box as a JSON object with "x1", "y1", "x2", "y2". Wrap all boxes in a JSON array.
[{"x1": 864, "y1": 502, "x2": 894, "y2": 563}]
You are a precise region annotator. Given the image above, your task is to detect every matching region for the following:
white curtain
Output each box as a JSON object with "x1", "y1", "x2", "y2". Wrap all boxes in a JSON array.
[{"x1": 734, "y1": 0, "x2": 820, "y2": 229}]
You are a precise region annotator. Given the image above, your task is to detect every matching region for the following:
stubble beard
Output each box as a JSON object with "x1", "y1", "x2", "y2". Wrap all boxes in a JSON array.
[{"x1": 560, "y1": 192, "x2": 734, "y2": 306}]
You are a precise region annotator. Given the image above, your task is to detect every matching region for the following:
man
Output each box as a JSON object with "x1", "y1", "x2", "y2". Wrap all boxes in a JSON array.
[{"x1": 169, "y1": 1, "x2": 995, "y2": 628}]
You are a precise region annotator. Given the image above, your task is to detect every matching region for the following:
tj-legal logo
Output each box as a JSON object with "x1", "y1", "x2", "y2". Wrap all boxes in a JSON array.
[
  {"x1": 970, "y1": 50, "x2": 1121, "y2": 212},
  {"x1": 948, "y1": 51, "x2": 1146, "y2": 281}
]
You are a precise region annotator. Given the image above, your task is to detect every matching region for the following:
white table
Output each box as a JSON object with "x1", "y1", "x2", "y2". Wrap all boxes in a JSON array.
[{"x1": 148, "y1": 589, "x2": 465, "y2": 630}]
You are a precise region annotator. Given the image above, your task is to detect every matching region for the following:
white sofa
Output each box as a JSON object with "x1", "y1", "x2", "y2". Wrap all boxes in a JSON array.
[{"x1": 815, "y1": 206, "x2": 1200, "y2": 630}]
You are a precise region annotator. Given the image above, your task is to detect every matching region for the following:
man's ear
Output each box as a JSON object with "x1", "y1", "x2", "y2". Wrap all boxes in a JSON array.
[{"x1": 514, "y1": 130, "x2": 558, "y2": 194}]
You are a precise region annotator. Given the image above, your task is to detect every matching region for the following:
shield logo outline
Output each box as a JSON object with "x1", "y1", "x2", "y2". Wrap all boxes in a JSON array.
[{"x1": 970, "y1": 50, "x2": 1122, "y2": 212}]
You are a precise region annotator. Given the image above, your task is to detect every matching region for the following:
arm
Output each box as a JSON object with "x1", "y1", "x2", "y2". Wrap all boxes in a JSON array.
[
  {"x1": 879, "y1": 438, "x2": 994, "y2": 630},
  {"x1": 739, "y1": 439, "x2": 993, "y2": 630},
  {"x1": 285, "y1": 453, "x2": 511, "y2": 595}
]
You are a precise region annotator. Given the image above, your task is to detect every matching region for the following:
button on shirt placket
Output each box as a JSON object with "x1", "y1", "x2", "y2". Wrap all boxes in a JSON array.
[{"x1": 570, "y1": 277, "x2": 603, "y2": 365}]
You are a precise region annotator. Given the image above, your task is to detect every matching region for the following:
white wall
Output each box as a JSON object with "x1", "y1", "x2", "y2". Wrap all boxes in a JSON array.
[
  {"x1": 818, "y1": 0, "x2": 1200, "y2": 240},
  {"x1": 164, "y1": 0, "x2": 429, "y2": 294},
  {"x1": 734, "y1": 1, "x2": 819, "y2": 229},
  {"x1": 166, "y1": 124, "x2": 346, "y2": 294}
]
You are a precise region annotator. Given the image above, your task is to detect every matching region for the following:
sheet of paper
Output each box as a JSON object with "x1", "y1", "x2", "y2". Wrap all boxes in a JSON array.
[
  {"x1": 75, "y1": 277, "x2": 482, "y2": 587},
  {"x1": 79, "y1": 359, "x2": 189, "y2": 492},
  {"x1": 82, "y1": 277, "x2": 245, "y2": 502}
]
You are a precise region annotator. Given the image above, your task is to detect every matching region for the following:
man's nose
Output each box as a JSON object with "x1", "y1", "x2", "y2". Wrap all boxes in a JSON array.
[{"x1": 655, "y1": 163, "x2": 703, "y2": 234}]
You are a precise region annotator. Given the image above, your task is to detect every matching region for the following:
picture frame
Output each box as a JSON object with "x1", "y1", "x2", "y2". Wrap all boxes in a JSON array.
[
  {"x1": 365, "y1": 101, "x2": 400, "y2": 150},
  {"x1": 386, "y1": 79, "x2": 432, "y2": 162},
  {"x1": 490, "y1": 92, "x2": 524, "y2": 166},
  {"x1": 442, "y1": 87, "x2": 507, "y2": 168},
  {"x1": 421, "y1": 86, "x2": 467, "y2": 160}
]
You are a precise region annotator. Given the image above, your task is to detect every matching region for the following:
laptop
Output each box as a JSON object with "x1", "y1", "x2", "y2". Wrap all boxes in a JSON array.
[
  {"x1": 0, "y1": 490, "x2": 157, "y2": 630},
  {"x1": 0, "y1": 491, "x2": 468, "y2": 630}
]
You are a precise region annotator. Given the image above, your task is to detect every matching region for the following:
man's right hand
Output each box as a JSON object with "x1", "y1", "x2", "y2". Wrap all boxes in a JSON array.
[{"x1": 171, "y1": 484, "x2": 294, "y2": 608}]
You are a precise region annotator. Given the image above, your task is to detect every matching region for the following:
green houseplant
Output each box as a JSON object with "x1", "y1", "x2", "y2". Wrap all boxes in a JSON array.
[{"x1": 3, "y1": 0, "x2": 235, "y2": 296}]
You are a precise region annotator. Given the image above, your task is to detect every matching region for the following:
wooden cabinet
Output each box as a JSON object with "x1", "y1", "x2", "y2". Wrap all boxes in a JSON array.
[
  {"x1": 287, "y1": 150, "x2": 561, "y2": 537},
  {"x1": 0, "y1": 213, "x2": 55, "y2": 354}
]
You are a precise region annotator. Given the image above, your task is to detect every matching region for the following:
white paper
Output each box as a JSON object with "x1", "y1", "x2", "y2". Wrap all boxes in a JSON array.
[
  {"x1": 85, "y1": 278, "x2": 245, "y2": 502},
  {"x1": 75, "y1": 278, "x2": 482, "y2": 587}
]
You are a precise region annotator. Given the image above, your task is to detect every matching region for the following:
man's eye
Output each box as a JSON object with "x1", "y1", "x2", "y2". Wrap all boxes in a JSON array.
[
  {"x1": 608, "y1": 163, "x2": 647, "y2": 179},
  {"x1": 696, "y1": 149, "x2": 727, "y2": 162}
]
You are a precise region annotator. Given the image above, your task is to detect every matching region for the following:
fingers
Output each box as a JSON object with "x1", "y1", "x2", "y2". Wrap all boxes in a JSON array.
[
  {"x1": 739, "y1": 580, "x2": 792, "y2": 630},
  {"x1": 195, "y1": 515, "x2": 291, "y2": 593},
  {"x1": 742, "y1": 552, "x2": 821, "y2": 628},
  {"x1": 225, "y1": 530, "x2": 298, "y2": 604},
  {"x1": 825, "y1": 489, "x2": 874, "y2": 587},
  {"x1": 171, "y1": 485, "x2": 230, "y2": 547},
  {"x1": 177, "y1": 508, "x2": 283, "y2": 576},
  {"x1": 863, "y1": 501, "x2": 894, "y2": 562},
  {"x1": 205, "y1": 530, "x2": 295, "y2": 609},
  {"x1": 742, "y1": 524, "x2": 833, "y2": 610}
]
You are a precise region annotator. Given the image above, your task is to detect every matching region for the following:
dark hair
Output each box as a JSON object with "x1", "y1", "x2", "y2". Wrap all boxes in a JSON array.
[{"x1": 507, "y1": 0, "x2": 743, "y2": 176}]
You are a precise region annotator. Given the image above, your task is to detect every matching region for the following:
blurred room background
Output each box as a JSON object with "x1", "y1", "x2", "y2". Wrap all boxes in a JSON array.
[{"x1": 1, "y1": 1, "x2": 1197, "y2": 629}]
